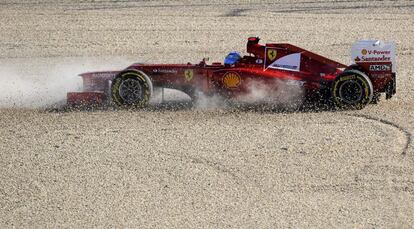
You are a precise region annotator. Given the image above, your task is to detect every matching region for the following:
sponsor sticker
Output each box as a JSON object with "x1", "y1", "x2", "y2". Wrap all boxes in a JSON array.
[
  {"x1": 267, "y1": 49, "x2": 277, "y2": 62},
  {"x1": 360, "y1": 56, "x2": 391, "y2": 62},
  {"x1": 364, "y1": 50, "x2": 391, "y2": 55},
  {"x1": 370, "y1": 73, "x2": 389, "y2": 79},
  {"x1": 223, "y1": 72, "x2": 241, "y2": 89},
  {"x1": 273, "y1": 64, "x2": 298, "y2": 71},
  {"x1": 266, "y1": 53, "x2": 301, "y2": 72},
  {"x1": 184, "y1": 69, "x2": 194, "y2": 81},
  {"x1": 152, "y1": 69, "x2": 177, "y2": 74},
  {"x1": 370, "y1": 73, "x2": 389, "y2": 78},
  {"x1": 351, "y1": 40, "x2": 395, "y2": 72},
  {"x1": 361, "y1": 49, "x2": 368, "y2": 55},
  {"x1": 92, "y1": 73, "x2": 116, "y2": 78},
  {"x1": 369, "y1": 64, "x2": 391, "y2": 71}
]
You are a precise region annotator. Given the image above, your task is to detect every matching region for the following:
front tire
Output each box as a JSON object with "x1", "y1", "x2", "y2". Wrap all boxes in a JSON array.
[
  {"x1": 332, "y1": 70, "x2": 373, "y2": 110},
  {"x1": 111, "y1": 70, "x2": 153, "y2": 108}
]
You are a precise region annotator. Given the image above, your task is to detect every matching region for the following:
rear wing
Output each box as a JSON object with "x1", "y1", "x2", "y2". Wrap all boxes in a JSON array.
[{"x1": 351, "y1": 40, "x2": 396, "y2": 73}]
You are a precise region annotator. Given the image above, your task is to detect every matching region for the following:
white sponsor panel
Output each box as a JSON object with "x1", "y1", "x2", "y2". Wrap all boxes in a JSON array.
[
  {"x1": 351, "y1": 40, "x2": 396, "y2": 72},
  {"x1": 268, "y1": 53, "x2": 301, "y2": 72}
]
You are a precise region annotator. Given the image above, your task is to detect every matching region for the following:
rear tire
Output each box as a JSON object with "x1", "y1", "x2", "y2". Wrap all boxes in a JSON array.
[
  {"x1": 111, "y1": 70, "x2": 153, "y2": 108},
  {"x1": 332, "y1": 70, "x2": 373, "y2": 110}
]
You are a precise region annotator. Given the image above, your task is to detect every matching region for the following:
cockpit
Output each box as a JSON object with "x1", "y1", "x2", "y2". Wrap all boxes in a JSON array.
[
  {"x1": 224, "y1": 51, "x2": 242, "y2": 65},
  {"x1": 198, "y1": 37, "x2": 264, "y2": 67},
  {"x1": 223, "y1": 37, "x2": 264, "y2": 66}
]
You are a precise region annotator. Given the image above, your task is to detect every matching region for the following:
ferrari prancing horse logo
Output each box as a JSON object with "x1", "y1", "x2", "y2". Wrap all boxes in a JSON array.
[
  {"x1": 267, "y1": 49, "x2": 277, "y2": 61},
  {"x1": 184, "y1": 69, "x2": 194, "y2": 81}
]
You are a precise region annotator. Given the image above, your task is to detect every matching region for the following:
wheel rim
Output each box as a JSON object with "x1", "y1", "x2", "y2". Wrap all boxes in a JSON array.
[
  {"x1": 338, "y1": 80, "x2": 363, "y2": 104},
  {"x1": 119, "y1": 78, "x2": 143, "y2": 104}
]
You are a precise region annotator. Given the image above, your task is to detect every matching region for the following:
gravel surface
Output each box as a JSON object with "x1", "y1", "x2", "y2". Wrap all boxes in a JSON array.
[{"x1": 0, "y1": 0, "x2": 413, "y2": 227}]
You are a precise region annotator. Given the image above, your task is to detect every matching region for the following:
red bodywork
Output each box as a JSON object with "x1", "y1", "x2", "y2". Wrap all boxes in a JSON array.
[{"x1": 67, "y1": 37, "x2": 395, "y2": 105}]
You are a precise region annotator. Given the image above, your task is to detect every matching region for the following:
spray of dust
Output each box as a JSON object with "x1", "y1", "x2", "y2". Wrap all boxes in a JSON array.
[
  {"x1": 149, "y1": 88, "x2": 226, "y2": 110},
  {"x1": 193, "y1": 91, "x2": 227, "y2": 110},
  {"x1": 0, "y1": 57, "x2": 133, "y2": 108},
  {"x1": 0, "y1": 57, "x2": 305, "y2": 110},
  {"x1": 192, "y1": 78, "x2": 305, "y2": 110},
  {"x1": 237, "y1": 79, "x2": 305, "y2": 109}
]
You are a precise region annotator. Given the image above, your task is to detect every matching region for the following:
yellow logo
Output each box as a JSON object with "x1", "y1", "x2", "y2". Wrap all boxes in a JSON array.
[
  {"x1": 267, "y1": 49, "x2": 277, "y2": 61},
  {"x1": 184, "y1": 69, "x2": 194, "y2": 81},
  {"x1": 361, "y1": 49, "x2": 367, "y2": 55},
  {"x1": 223, "y1": 72, "x2": 241, "y2": 89}
]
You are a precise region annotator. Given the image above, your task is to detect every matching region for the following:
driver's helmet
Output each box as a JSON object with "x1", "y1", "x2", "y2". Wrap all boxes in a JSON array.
[{"x1": 224, "y1": 51, "x2": 241, "y2": 65}]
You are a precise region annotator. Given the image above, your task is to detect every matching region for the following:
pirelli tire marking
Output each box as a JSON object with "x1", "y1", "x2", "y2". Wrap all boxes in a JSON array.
[
  {"x1": 111, "y1": 71, "x2": 152, "y2": 107},
  {"x1": 332, "y1": 70, "x2": 373, "y2": 109}
]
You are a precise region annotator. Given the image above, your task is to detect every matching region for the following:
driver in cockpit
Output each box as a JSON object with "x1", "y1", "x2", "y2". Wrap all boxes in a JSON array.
[{"x1": 224, "y1": 51, "x2": 241, "y2": 66}]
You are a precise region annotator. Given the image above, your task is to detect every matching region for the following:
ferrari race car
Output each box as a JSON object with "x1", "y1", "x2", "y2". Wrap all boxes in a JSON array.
[{"x1": 67, "y1": 37, "x2": 396, "y2": 109}]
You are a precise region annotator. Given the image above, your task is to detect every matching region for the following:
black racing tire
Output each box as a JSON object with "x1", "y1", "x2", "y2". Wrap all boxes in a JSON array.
[
  {"x1": 111, "y1": 70, "x2": 153, "y2": 108},
  {"x1": 332, "y1": 69, "x2": 373, "y2": 110}
]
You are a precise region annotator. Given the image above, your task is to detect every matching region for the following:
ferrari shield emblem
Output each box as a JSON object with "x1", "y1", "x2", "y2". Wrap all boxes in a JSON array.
[
  {"x1": 184, "y1": 69, "x2": 194, "y2": 81},
  {"x1": 267, "y1": 49, "x2": 277, "y2": 62}
]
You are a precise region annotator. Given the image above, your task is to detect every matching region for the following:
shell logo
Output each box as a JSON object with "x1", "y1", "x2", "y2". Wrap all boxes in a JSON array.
[
  {"x1": 361, "y1": 49, "x2": 368, "y2": 55},
  {"x1": 223, "y1": 72, "x2": 241, "y2": 89}
]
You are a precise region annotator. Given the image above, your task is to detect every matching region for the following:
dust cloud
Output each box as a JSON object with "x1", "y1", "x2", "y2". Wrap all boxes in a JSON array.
[
  {"x1": 0, "y1": 57, "x2": 304, "y2": 109},
  {"x1": 191, "y1": 78, "x2": 305, "y2": 110},
  {"x1": 0, "y1": 57, "x2": 132, "y2": 108},
  {"x1": 238, "y1": 79, "x2": 305, "y2": 109}
]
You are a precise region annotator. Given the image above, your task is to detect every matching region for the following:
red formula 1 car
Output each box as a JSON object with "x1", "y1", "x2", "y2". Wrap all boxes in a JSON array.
[{"x1": 67, "y1": 37, "x2": 396, "y2": 109}]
